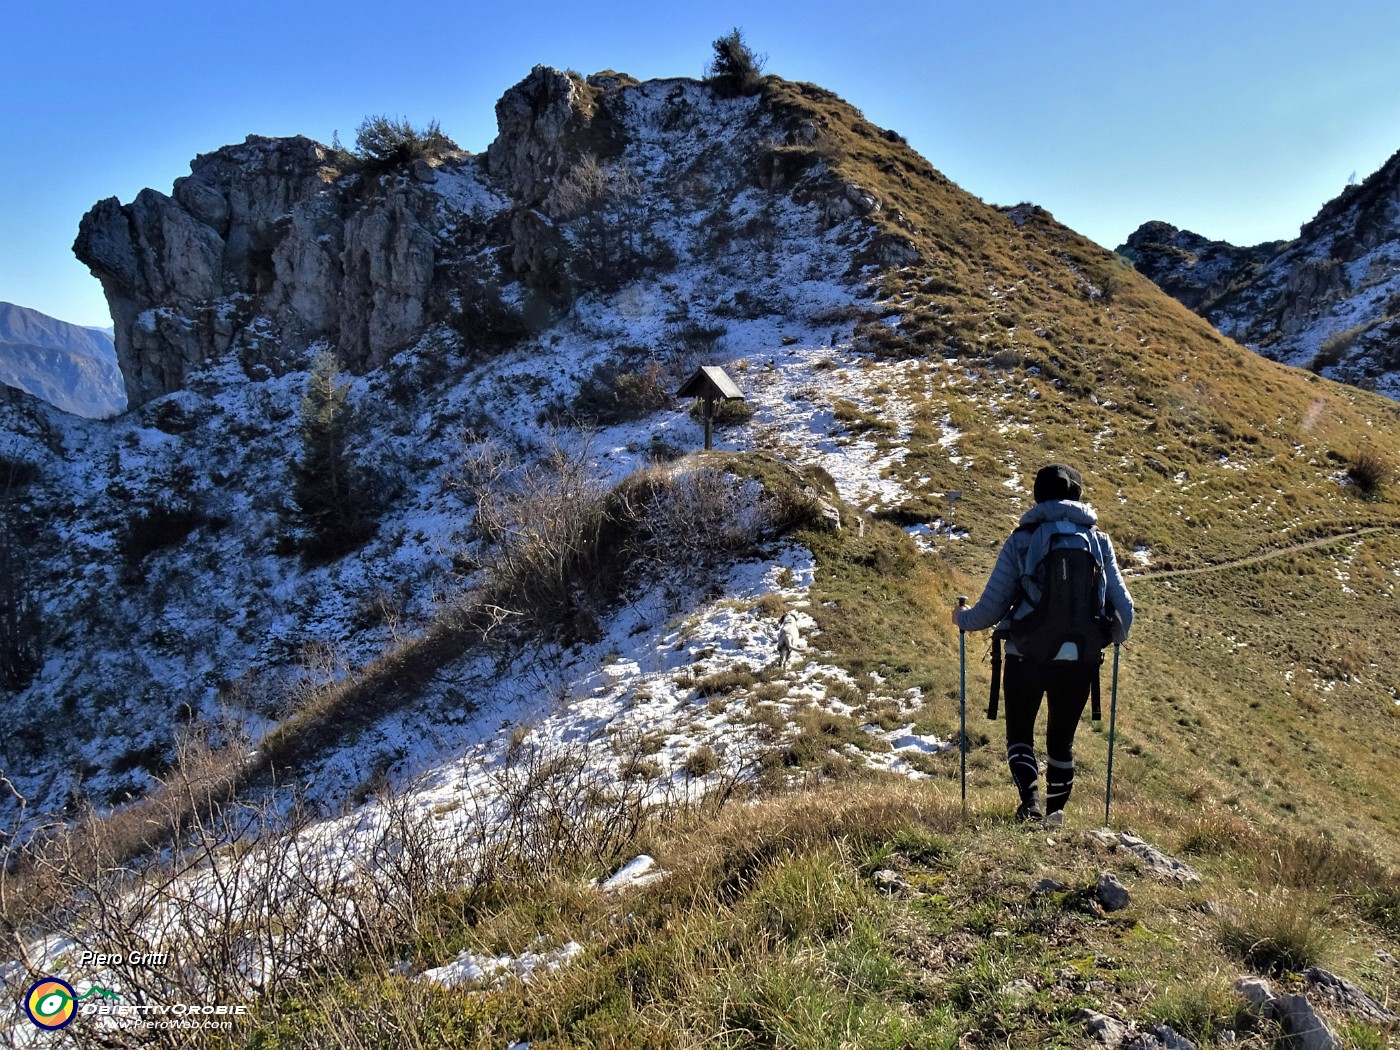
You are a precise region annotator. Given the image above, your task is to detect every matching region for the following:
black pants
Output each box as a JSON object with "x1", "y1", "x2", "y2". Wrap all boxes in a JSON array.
[{"x1": 1003, "y1": 657, "x2": 1094, "y2": 813}]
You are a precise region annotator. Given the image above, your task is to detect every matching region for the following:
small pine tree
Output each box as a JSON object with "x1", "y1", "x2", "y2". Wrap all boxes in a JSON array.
[
  {"x1": 291, "y1": 352, "x2": 372, "y2": 563},
  {"x1": 352, "y1": 115, "x2": 457, "y2": 172},
  {"x1": 706, "y1": 28, "x2": 766, "y2": 97}
]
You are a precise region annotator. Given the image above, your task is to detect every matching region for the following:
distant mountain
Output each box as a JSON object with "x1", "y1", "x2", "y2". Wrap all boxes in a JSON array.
[
  {"x1": 1120, "y1": 148, "x2": 1400, "y2": 399},
  {"x1": 0, "y1": 301, "x2": 126, "y2": 416}
]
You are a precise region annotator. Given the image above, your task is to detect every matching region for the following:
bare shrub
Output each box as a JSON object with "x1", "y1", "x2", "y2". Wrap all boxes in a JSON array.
[
  {"x1": 546, "y1": 154, "x2": 647, "y2": 287},
  {"x1": 453, "y1": 442, "x2": 799, "y2": 632},
  {"x1": 608, "y1": 462, "x2": 778, "y2": 585},
  {"x1": 451, "y1": 436, "x2": 613, "y2": 638},
  {"x1": 572, "y1": 358, "x2": 673, "y2": 425},
  {"x1": 1346, "y1": 448, "x2": 1392, "y2": 496}
]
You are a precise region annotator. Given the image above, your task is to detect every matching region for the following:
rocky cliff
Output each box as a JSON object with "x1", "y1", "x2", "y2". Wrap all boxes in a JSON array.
[
  {"x1": 1120, "y1": 148, "x2": 1400, "y2": 398},
  {"x1": 74, "y1": 132, "x2": 460, "y2": 408},
  {"x1": 75, "y1": 67, "x2": 611, "y2": 409},
  {"x1": 74, "y1": 67, "x2": 922, "y2": 412}
]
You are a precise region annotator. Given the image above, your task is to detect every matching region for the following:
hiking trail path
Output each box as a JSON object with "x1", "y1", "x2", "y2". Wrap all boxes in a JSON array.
[{"x1": 1125, "y1": 524, "x2": 1395, "y2": 583}]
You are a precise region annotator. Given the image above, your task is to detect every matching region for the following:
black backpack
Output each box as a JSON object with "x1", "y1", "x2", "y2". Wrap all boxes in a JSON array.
[
  {"x1": 987, "y1": 520, "x2": 1113, "y2": 720},
  {"x1": 1007, "y1": 519, "x2": 1111, "y2": 664}
]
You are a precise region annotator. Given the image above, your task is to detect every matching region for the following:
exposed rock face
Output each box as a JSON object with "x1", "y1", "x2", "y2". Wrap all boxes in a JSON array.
[
  {"x1": 71, "y1": 69, "x2": 632, "y2": 410},
  {"x1": 1119, "y1": 221, "x2": 1285, "y2": 313},
  {"x1": 74, "y1": 136, "x2": 350, "y2": 407},
  {"x1": 487, "y1": 65, "x2": 601, "y2": 207},
  {"x1": 73, "y1": 137, "x2": 497, "y2": 408},
  {"x1": 1120, "y1": 147, "x2": 1400, "y2": 399},
  {"x1": 72, "y1": 65, "x2": 912, "y2": 411}
]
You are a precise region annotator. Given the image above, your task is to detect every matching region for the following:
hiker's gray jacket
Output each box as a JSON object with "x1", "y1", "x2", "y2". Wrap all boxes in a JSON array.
[{"x1": 954, "y1": 500, "x2": 1134, "y2": 655}]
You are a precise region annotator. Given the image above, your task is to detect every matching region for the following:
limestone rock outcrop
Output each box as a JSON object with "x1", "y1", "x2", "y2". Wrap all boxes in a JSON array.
[
  {"x1": 71, "y1": 64, "x2": 908, "y2": 411},
  {"x1": 1120, "y1": 146, "x2": 1400, "y2": 399},
  {"x1": 71, "y1": 68, "x2": 621, "y2": 410}
]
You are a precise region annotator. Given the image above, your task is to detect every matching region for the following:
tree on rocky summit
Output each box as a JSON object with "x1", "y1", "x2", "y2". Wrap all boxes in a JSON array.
[
  {"x1": 291, "y1": 351, "x2": 373, "y2": 564},
  {"x1": 706, "y1": 28, "x2": 766, "y2": 97},
  {"x1": 352, "y1": 115, "x2": 457, "y2": 172}
]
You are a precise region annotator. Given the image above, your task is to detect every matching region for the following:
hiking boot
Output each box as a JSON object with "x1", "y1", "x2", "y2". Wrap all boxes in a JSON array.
[
  {"x1": 1015, "y1": 790, "x2": 1045, "y2": 823},
  {"x1": 1044, "y1": 809, "x2": 1065, "y2": 828}
]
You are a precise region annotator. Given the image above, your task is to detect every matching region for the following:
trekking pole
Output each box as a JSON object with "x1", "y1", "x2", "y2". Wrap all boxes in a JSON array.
[
  {"x1": 957, "y1": 596, "x2": 968, "y2": 819},
  {"x1": 1104, "y1": 643, "x2": 1121, "y2": 826}
]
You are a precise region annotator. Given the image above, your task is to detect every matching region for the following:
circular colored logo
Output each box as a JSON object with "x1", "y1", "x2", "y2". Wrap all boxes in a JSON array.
[{"x1": 24, "y1": 978, "x2": 77, "y2": 1030}]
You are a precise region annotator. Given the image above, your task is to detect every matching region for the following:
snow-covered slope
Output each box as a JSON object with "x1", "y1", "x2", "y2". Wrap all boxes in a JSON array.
[
  {"x1": 0, "y1": 302, "x2": 125, "y2": 417},
  {"x1": 0, "y1": 75, "x2": 928, "y2": 830}
]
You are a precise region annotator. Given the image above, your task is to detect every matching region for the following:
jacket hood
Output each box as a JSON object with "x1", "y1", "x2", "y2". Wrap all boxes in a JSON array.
[{"x1": 1018, "y1": 499, "x2": 1098, "y2": 529}]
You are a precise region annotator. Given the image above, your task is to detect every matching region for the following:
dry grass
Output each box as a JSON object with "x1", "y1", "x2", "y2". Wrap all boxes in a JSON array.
[{"x1": 224, "y1": 775, "x2": 1397, "y2": 1048}]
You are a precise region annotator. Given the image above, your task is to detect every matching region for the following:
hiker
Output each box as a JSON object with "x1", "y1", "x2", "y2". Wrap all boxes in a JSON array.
[{"x1": 951, "y1": 464, "x2": 1134, "y2": 824}]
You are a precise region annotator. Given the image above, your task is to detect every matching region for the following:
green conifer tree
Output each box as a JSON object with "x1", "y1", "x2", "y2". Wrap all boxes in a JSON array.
[
  {"x1": 706, "y1": 28, "x2": 766, "y2": 97},
  {"x1": 291, "y1": 351, "x2": 371, "y2": 563}
]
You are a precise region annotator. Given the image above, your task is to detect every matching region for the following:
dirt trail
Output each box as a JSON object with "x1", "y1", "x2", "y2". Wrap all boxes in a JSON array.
[{"x1": 1125, "y1": 525, "x2": 1393, "y2": 582}]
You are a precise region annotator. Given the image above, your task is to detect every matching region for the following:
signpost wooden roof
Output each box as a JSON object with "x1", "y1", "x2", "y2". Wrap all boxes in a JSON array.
[
  {"x1": 676, "y1": 365, "x2": 743, "y2": 401},
  {"x1": 676, "y1": 366, "x2": 744, "y2": 450}
]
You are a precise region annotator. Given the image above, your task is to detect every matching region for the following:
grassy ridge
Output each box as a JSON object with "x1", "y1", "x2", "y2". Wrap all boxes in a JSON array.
[
  {"x1": 752, "y1": 73, "x2": 1400, "y2": 867},
  {"x1": 233, "y1": 781, "x2": 1399, "y2": 1049}
]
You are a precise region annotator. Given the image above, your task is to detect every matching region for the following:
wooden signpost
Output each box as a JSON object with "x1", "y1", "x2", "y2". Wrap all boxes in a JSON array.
[{"x1": 676, "y1": 366, "x2": 745, "y2": 451}]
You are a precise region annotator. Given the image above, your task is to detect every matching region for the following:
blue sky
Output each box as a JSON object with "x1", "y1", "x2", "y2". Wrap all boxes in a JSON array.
[{"x1": 4, "y1": 0, "x2": 1399, "y2": 328}]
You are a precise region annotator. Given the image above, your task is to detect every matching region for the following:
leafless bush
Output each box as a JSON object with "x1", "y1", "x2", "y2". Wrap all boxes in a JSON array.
[
  {"x1": 608, "y1": 462, "x2": 779, "y2": 596},
  {"x1": 450, "y1": 436, "x2": 613, "y2": 638},
  {"x1": 1347, "y1": 448, "x2": 1392, "y2": 496},
  {"x1": 547, "y1": 154, "x2": 645, "y2": 286}
]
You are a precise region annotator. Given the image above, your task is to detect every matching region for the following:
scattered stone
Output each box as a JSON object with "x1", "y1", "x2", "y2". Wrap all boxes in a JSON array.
[
  {"x1": 999, "y1": 978, "x2": 1036, "y2": 1003},
  {"x1": 1265, "y1": 993, "x2": 1338, "y2": 1050},
  {"x1": 1077, "y1": 1011, "x2": 1197, "y2": 1050},
  {"x1": 1034, "y1": 877, "x2": 1069, "y2": 893},
  {"x1": 872, "y1": 869, "x2": 911, "y2": 895},
  {"x1": 1078, "y1": 1007, "x2": 1130, "y2": 1047},
  {"x1": 1377, "y1": 949, "x2": 1396, "y2": 967},
  {"x1": 1090, "y1": 829, "x2": 1202, "y2": 883},
  {"x1": 1234, "y1": 976, "x2": 1276, "y2": 1015},
  {"x1": 1303, "y1": 966, "x2": 1398, "y2": 1027},
  {"x1": 1097, "y1": 871, "x2": 1133, "y2": 912},
  {"x1": 1125, "y1": 1023, "x2": 1197, "y2": 1050}
]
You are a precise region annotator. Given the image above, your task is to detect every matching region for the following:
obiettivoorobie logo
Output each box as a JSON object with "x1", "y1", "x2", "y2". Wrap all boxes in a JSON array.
[{"x1": 23, "y1": 977, "x2": 121, "y2": 1030}]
